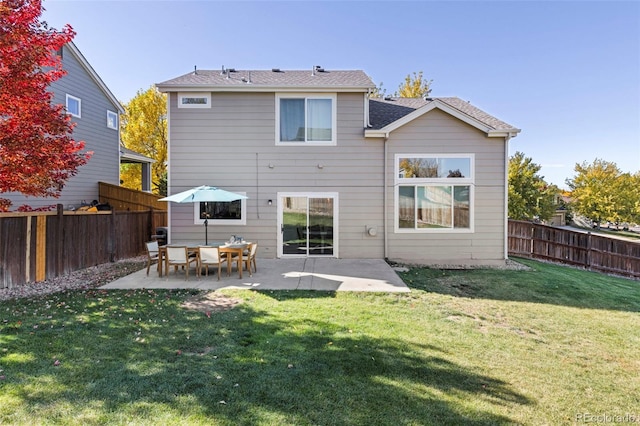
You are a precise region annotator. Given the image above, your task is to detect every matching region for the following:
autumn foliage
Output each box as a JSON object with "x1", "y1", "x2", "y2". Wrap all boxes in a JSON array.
[{"x1": 0, "y1": 0, "x2": 90, "y2": 211}]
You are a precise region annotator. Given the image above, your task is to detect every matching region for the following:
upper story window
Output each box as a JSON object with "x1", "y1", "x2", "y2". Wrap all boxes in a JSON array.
[
  {"x1": 178, "y1": 92, "x2": 211, "y2": 108},
  {"x1": 66, "y1": 94, "x2": 81, "y2": 118},
  {"x1": 396, "y1": 154, "x2": 474, "y2": 232},
  {"x1": 107, "y1": 110, "x2": 118, "y2": 129},
  {"x1": 276, "y1": 94, "x2": 336, "y2": 145}
]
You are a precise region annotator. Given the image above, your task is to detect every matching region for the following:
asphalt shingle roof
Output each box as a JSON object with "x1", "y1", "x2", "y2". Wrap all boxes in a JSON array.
[
  {"x1": 157, "y1": 69, "x2": 375, "y2": 89},
  {"x1": 369, "y1": 97, "x2": 518, "y2": 132}
]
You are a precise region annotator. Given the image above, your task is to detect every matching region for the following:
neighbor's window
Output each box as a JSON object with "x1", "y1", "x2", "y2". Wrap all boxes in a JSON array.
[
  {"x1": 276, "y1": 94, "x2": 336, "y2": 145},
  {"x1": 66, "y1": 94, "x2": 81, "y2": 117},
  {"x1": 194, "y1": 194, "x2": 247, "y2": 226},
  {"x1": 107, "y1": 110, "x2": 118, "y2": 129},
  {"x1": 396, "y1": 154, "x2": 474, "y2": 232},
  {"x1": 178, "y1": 92, "x2": 211, "y2": 108}
]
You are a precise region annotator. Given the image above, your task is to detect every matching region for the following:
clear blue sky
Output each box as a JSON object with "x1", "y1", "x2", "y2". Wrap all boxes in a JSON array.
[{"x1": 42, "y1": 0, "x2": 640, "y2": 189}]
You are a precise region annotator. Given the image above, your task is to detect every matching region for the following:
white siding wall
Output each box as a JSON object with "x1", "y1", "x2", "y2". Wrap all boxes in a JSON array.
[
  {"x1": 384, "y1": 108, "x2": 507, "y2": 264},
  {"x1": 4, "y1": 45, "x2": 120, "y2": 210}
]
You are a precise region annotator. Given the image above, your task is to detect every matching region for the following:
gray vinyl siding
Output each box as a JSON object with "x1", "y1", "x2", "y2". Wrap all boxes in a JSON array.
[
  {"x1": 384, "y1": 108, "x2": 507, "y2": 264},
  {"x1": 166, "y1": 91, "x2": 508, "y2": 264},
  {"x1": 167, "y1": 92, "x2": 385, "y2": 258},
  {"x1": 3, "y1": 45, "x2": 120, "y2": 210}
]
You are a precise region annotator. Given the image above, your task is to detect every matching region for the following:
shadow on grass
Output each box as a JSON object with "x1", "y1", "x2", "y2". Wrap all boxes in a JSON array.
[
  {"x1": 399, "y1": 257, "x2": 640, "y2": 312},
  {"x1": 0, "y1": 289, "x2": 531, "y2": 425}
]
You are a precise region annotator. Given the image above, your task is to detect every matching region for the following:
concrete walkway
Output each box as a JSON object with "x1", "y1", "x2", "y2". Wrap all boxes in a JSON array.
[{"x1": 101, "y1": 258, "x2": 410, "y2": 292}]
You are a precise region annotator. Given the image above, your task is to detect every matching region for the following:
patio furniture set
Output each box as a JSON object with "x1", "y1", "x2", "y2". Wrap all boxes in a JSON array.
[{"x1": 145, "y1": 241, "x2": 258, "y2": 280}]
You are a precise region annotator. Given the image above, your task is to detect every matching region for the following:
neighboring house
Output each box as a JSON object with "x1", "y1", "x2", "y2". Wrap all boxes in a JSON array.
[
  {"x1": 156, "y1": 67, "x2": 520, "y2": 265},
  {"x1": 3, "y1": 42, "x2": 124, "y2": 210},
  {"x1": 119, "y1": 147, "x2": 154, "y2": 192}
]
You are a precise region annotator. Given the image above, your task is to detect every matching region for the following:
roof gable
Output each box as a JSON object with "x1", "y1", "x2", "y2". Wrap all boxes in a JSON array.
[
  {"x1": 367, "y1": 97, "x2": 520, "y2": 138},
  {"x1": 65, "y1": 42, "x2": 124, "y2": 114}
]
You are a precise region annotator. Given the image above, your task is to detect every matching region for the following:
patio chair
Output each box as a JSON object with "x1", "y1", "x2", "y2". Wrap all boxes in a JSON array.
[
  {"x1": 242, "y1": 242, "x2": 258, "y2": 276},
  {"x1": 145, "y1": 241, "x2": 159, "y2": 275},
  {"x1": 165, "y1": 245, "x2": 198, "y2": 280},
  {"x1": 198, "y1": 246, "x2": 225, "y2": 280}
]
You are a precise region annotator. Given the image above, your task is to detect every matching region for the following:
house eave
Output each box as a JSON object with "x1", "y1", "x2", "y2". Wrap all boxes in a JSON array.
[
  {"x1": 156, "y1": 84, "x2": 372, "y2": 94},
  {"x1": 66, "y1": 42, "x2": 124, "y2": 114},
  {"x1": 120, "y1": 150, "x2": 155, "y2": 164},
  {"x1": 488, "y1": 130, "x2": 521, "y2": 138}
]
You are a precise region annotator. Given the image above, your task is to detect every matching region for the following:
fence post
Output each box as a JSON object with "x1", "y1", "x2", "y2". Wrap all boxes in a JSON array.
[
  {"x1": 586, "y1": 231, "x2": 592, "y2": 271},
  {"x1": 530, "y1": 225, "x2": 534, "y2": 256},
  {"x1": 56, "y1": 204, "x2": 64, "y2": 276},
  {"x1": 108, "y1": 209, "x2": 116, "y2": 262},
  {"x1": 149, "y1": 207, "x2": 155, "y2": 242}
]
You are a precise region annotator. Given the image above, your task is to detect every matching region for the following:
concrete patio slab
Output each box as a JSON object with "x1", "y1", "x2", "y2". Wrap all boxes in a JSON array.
[{"x1": 100, "y1": 258, "x2": 410, "y2": 293}]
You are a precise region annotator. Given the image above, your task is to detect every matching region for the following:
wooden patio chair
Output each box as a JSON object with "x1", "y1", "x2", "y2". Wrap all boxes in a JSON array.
[
  {"x1": 145, "y1": 241, "x2": 159, "y2": 275},
  {"x1": 242, "y1": 242, "x2": 258, "y2": 276},
  {"x1": 198, "y1": 246, "x2": 225, "y2": 280},
  {"x1": 165, "y1": 245, "x2": 198, "y2": 280}
]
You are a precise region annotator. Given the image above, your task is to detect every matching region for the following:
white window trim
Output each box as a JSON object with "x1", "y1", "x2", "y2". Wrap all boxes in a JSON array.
[
  {"x1": 66, "y1": 94, "x2": 81, "y2": 118},
  {"x1": 394, "y1": 153, "x2": 475, "y2": 233},
  {"x1": 193, "y1": 192, "x2": 247, "y2": 226},
  {"x1": 106, "y1": 110, "x2": 118, "y2": 129},
  {"x1": 178, "y1": 92, "x2": 211, "y2": 108},
  {"x1": 275, "y1": 93, "x2": 337, "y2": 146}
]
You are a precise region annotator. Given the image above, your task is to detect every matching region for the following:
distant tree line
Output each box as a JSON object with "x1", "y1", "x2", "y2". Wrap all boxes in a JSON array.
[{"x1": 508, "y1": 153, "x2": 640, "y2": 228}]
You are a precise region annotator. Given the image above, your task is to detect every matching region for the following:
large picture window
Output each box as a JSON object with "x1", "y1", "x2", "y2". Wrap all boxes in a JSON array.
[
  {"x1": 276, "y1": 94, "x2": 336, "y2": 145},
  {"x1": 396, "y1": 154, "x2": 474, "y2": 232},
  {"x1": 193, "y1": 194, "x2": 247, "y2": 226}
]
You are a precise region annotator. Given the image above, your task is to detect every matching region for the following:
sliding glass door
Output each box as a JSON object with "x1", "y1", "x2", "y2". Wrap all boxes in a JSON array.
[{"x1": 279, "y1": 193, "x2": 337, "y2": 257}]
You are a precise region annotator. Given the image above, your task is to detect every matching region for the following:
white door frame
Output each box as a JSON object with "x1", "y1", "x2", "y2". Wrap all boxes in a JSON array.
[{"x1": 277, "y1": 192, "x2": 338, "y2": 258}]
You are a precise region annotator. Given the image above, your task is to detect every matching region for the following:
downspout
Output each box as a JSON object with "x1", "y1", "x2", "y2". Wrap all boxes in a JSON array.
[
  {"x1": 503, "y1": 134, "x2": 511, "y2": 260},
  {"x1": 365, "y1": 90, "x2": 389, "y2": 259},
  {"x1": 384, "y1": 133, "x2": 389, "y2": 259}
]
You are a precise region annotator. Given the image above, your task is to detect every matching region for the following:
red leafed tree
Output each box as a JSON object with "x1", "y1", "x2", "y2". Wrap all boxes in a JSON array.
[{"x1": 0, "y1": 0, "x2": 91, "y2": 211}]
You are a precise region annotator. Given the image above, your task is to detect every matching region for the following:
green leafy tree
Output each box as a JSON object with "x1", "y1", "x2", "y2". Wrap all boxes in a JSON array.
[
  {"x1": 120, "y1": 86, "x2": 167, "y2": 195},
  {"x1": 508, "y1": 152, "x2": 557, "y2": 221},
  {"x1": 566, "y1": 159, "x2": 621, "y2": 228},
  {"x1": 610, "y1": 171, "x2": 640, "y2": 226},
  {"x1": 395, "y1": 71, "x2": 432, "y2": 98}
]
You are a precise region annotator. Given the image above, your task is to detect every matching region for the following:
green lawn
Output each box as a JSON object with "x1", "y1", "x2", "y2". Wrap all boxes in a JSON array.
[{"x1": 1, "y1": 258, "x2": 639, "y2": 425}]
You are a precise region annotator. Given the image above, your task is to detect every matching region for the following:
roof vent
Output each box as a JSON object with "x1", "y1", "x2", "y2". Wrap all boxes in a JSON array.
[
  {"x1": 384, "y1": 96, "x2": 394, "y2": 101},
  {"x1": 312, "y1": 65, "x2": 324, "y2": 76},
  {"x1": 242, "y1": 71, "x2": 252, "y2": 84},
  {"x1": 272, "y1": 68, "x2": 282, "y2": 73},
  {"x1": 220, "y1": 65, "x2": 225, "y2": 75},
  {"x1": 194, "y1": 65, "x2": 198, "y2": 75}
]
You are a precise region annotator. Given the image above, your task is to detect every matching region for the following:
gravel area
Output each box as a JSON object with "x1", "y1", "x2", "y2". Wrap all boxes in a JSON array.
[{"x1": 0, "y1": 257, "x2": 147, "y2": 302}]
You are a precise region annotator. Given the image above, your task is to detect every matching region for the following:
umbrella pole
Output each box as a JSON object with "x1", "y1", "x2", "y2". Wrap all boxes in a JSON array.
[{"x1": 204, "y1": 219, "x2": 208, "y2": 245}]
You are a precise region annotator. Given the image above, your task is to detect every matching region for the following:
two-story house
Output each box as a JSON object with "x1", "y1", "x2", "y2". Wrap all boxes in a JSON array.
[
  {"x1": 4, "y1": 41, "x2": 124, "y2": 210},
  {"x1": 156, "y1": 67, "x2": 520, "y2": 265}
]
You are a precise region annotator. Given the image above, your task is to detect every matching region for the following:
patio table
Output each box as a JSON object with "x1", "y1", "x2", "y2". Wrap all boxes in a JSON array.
[{"x1": 218, "y1": 242, "x2": 249, "y2": 278}]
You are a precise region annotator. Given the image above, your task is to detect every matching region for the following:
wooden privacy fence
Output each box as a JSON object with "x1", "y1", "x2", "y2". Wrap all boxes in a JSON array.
[
  {"x1": 508, "y1": 220, "x2": 640, "y2": 279},
  {"x1": 0, "y1": 205, "x2": 167, "y2": 289},
  {"x1": 99, "y1": 181, "x2": 167, "y2": 212}
]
